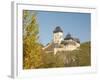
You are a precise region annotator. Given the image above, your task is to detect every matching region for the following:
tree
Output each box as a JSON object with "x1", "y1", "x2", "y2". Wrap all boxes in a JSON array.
[{"x1": 23, "y1": 10, "x2": 44, "y2": 69}]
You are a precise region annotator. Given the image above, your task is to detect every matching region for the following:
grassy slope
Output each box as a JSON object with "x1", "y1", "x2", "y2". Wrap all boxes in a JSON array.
[
  {"x1": 55, "y1": 41, "x2": 91, "y2": 67},
  {"x1": 42, "y1": 41, "x2": 91, "y2": 68},
  {"x1": 78, "y1": 41, "x2": 91, "y2": 66}
]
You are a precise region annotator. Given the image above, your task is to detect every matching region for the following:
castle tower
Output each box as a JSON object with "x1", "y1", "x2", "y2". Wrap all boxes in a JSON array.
[{"x1": 53, "y1": 26, "x2": 63, "y2": 44}]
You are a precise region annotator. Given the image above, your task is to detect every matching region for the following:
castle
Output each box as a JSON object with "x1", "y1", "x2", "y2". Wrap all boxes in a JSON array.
[{"x1": 43, "y1": 26, "x2": 80, "y2": 54}]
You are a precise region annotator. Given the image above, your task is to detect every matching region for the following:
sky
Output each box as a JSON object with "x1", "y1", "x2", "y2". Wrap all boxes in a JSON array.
[{"x1": 36, "y1": 11, "x2": 91, "y2": 45}]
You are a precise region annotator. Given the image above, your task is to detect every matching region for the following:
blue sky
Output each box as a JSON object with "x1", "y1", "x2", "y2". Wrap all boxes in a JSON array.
[{"x1": 36, "y1": 11, "x2": 91, "y2": 45}]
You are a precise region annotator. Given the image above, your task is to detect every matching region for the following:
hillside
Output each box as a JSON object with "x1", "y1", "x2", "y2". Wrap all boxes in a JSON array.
[
  {"x1": 42, "y1": 41, "x2": 91, "y2": 68},
  {"x1": 78, "y1": 41, "x2": 91, "y2": 66}
]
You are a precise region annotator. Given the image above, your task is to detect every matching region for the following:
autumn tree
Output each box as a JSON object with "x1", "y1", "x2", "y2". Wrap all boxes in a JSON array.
[{"x1": 23, "y1": 10, "x2": 44, "y2": 69}]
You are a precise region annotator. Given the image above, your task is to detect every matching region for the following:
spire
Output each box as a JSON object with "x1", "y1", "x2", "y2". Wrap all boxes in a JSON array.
[
  {"x1": 53, "y1": 26, "x2": 63, "y2": 33},
  {"x1": 64, "y1": 33, "x2": 73, "y2": 40}
]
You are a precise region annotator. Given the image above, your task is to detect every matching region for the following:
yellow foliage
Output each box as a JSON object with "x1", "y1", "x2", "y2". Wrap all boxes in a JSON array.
[{"x1": 23, "y1": 10, "x2": 44, "y2": 69}]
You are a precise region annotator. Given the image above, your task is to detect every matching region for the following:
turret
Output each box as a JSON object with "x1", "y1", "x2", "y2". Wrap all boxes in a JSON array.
[{"x1": 53, "y1": 26, "x2": 63, "y2": 44}]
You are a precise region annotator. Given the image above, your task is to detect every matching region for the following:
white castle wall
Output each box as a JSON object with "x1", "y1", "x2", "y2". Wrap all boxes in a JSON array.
[
  {"x1": 53, "y1": 32, "x2": 63, "y2": 44},
  {"x1": 54, "y1": 42, "x2": 80, "y2": 54}
]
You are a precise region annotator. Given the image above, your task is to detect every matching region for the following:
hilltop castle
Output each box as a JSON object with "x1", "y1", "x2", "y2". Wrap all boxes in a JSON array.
[{"x1": 43, "y1": 26, "x2": 80, "y2": 54}]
